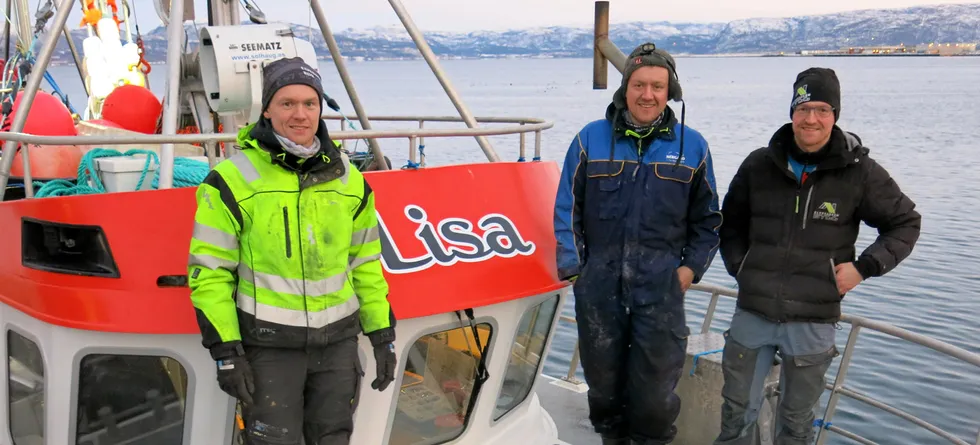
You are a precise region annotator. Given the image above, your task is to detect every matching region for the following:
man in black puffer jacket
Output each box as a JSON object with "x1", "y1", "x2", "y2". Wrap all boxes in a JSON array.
[{"x1": 714, "y1": 67, "x2": 921, "y2": 445}]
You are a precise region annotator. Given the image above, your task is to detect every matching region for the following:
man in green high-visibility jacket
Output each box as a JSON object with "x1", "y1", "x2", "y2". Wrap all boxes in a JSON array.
[{"x1": 187, "y1": 57, "x2": 396, "y2": 445}]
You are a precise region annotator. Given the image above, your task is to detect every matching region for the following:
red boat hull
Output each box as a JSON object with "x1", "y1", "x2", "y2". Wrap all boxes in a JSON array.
[{"x1": 0, "y1": 161, "x2": 565, "y2": 334}]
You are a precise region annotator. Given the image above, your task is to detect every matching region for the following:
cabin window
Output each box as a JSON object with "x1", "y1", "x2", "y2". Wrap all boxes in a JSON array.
[
  {"x1": 493, "y1": 295, "x2": 560, "y2": 421},
  {"x1": 74, "y1": 354, "x2": 188, "y2": 444},
  {"x1": 8, "y1": 330, "x2": 44, "y2": 445},
  {"x1": 389, "y1": 322, "x2": 493, "y2": 445}
]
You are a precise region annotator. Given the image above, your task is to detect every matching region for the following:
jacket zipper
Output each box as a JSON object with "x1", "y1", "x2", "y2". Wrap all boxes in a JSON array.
[
  {"x1": 298, "y1": 175, "x2": 310, "y2": 343},
  {"x1": 624, "y1": 138, "x2": 643, "y2": 314},
  {"x1": 780, "y1": 161, "x2": 809, "y2": 322},
  {"x1": 794, "y1": 161, "x2": 808, "y2": 216},
  {"x1": 736, "y1": 246, "x2": 753, "y2": 278},
  {"x1": 282, "y1": 207, "x2": 292, "y2": 258},
  {"x1": 802, "y1": 185, "x2": 815, "y2": 230}
]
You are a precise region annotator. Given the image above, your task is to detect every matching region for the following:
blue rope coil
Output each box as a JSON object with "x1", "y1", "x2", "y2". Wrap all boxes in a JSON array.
[
  {"x1": 813, "y1": 418, "x2": 833, "y2": 429},
  {"x1": 35, "y1": 148, "x2": 209, "y2": 198},
  {"x1": 155, "y1": 156, "x2": 211, "y2": 189}
]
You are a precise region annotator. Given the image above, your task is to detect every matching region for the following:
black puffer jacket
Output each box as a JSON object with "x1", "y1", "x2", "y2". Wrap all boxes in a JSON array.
[{"x1": 720, "y1": 124, "x2": 921, "y2": 323}]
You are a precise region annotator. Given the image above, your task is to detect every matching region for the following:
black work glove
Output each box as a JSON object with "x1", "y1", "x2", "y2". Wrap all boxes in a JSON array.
[
  {"x1": 211, "y1": 342, "x2": 255, "y2": 405},
  {"x1": 368, "y1": 326, "x2": 397, "y2": 392},
  {"x1": 372, "y1": 342, "x2": 396, "y2": 391}
]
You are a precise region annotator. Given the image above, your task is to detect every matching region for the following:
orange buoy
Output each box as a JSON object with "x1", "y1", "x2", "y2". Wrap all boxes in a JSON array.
[
  {"x1": 1, "y1": 91, "x2": 81, "y2": 180},
  {"x1": 8, "y1": 144, "x2": 84, "y2": 181},
  {"x1": 101, "y1": 85, "x2": 162, "y2": 134}
]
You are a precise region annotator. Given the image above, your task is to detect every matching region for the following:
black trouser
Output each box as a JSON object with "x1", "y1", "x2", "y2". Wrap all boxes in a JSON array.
[
  {"x1": 574, "y1": 291, "x2": 690, "y2": 444},
  {"x1": 241, "y1": 338, "x2": 363, "y2": 445}
]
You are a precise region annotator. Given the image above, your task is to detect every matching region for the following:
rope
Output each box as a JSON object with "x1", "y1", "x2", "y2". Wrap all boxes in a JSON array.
[
  {"x1": 35, "y1": 148, "x2": 209, "y2": 197},
  {"x1": 154, "y1": 156, "x2": 209, "y2": 188},
  {"x1": 402, "y1": 144, "x2": 425, "y2": 169},
  {"x1": 339, "y1": 114, "x2": 366, "y2": 154},
  {"x1": 689, "y1": 348, "x2": 725, "y2": 376},
  {"x1": 813, "y1": 418, "x2": 833, "y2": 429}
]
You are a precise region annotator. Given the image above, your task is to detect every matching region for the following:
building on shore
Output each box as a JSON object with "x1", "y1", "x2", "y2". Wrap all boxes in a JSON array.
[
  {"x1": 915, "y1": 43, "x2": 977, "y2": 55},
  {"x1": 795, "y1": 42, "x2": 977, "y2": 56}
]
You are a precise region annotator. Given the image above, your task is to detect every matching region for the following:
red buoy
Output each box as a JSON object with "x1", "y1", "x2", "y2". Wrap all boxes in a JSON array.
[
  {"x1": 1, "y1": 91, "x2": 77, "y2": 136},
  {"x1": 101, "y1": 85, "x2": 162, "y2": 134}
]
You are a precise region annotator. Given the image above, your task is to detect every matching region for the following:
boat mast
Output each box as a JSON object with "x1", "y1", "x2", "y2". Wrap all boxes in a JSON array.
[
  {"x1": 591, "y1": 0, "x2": 625, "y2": 89},
  {"x1": 3, "y1": 0, "x2": 11, "y2": 61},
  {"x1": 308, "y1": 0, "x2": 387, "y2": 169},
  {"x1": 62, "y1": 23, "x2": 88, "y2": 95},
  {"x1": 207, "y1": 0, "x2": 240, "y2": 161},
  {"x1": 11, "y1": 0, "x2": 31, "y2": 56},
  {"x1": 155, "y1": 0, "x2": 187, "y2": 189},
  {"x1": 385, "y1": 0, "x2": 500, "y2": 162}
]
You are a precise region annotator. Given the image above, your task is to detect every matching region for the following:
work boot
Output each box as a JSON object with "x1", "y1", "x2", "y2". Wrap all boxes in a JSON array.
[{"x1": 601, "y1": 437, "x2": 628, "y2": 445}]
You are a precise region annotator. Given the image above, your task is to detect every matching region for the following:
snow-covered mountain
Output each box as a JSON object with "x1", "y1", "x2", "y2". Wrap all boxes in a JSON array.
[
  {"x1": 713, "y1": 3, "x2": 980, "y2": 53},
  {"x1": 49, "y1": 3, "x2": 980, "y2": 62}
]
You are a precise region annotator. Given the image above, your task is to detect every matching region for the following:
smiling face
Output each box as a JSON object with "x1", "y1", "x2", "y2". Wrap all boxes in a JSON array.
[
  {"x1": 625, "y1": 66, "x2": 670, "y2": 126},
  {"x1": 262, "y1": 84, "x2": 321, "y2": 147},
  {"x1": 792, "y1": 101, "x2": 835, "y2": 152}
]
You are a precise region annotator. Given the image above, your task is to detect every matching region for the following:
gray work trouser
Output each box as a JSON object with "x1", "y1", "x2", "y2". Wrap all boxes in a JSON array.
[
  {"x1": 241, "y1": 338, "x2": 363, "y2": 445},
  {"x1": 714, "y1": 308, "x2": 840, "y2": 445}
]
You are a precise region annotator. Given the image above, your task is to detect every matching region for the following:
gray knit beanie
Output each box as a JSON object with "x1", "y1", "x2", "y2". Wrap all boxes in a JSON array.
[{"x1": 261, "y1": 57, "x2": 325, "y2": 112}]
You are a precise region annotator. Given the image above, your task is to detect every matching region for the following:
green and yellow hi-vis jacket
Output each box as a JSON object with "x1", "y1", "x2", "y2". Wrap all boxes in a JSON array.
[{"x1": 187, "y1": 118, "x2": 394, "y2": 356}]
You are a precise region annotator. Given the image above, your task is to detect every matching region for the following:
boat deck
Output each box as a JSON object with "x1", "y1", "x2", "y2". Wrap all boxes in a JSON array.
[
  {"x1": 537, "y1": 375, "x2": 593, "y2": 445},
  {"x1": 535, "y1": 372, "x2": 776, "y2": 445}
]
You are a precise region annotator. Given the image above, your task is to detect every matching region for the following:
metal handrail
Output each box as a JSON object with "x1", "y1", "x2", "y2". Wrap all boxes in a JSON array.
[
  {"x1": 0, "y1": 116, "x2": 553, "y2": 201},
  {"x1": 322, "y1": 115, "x2": 551, "y2": 163},
  {"x1": 321, "y1": 114, "x2": 549, "y2": 124},
  {"x1": 0, "y1": 120, "x2": 553, "y2": 146},
  {"x1": 556, "y1": 282, "x2": 980, "y2": 445}
]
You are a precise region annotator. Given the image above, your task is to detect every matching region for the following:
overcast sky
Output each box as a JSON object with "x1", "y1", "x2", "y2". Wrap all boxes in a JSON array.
[{"x1": 42, "y1": 0, "x2": 978, "y2": 33}]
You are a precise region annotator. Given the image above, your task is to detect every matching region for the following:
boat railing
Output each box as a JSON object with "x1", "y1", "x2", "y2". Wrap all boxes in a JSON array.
[
  {"x1": 557, "y1": 282, "x2": 980, "y2": 445},
  {"x1": 0, "y1": 115, "x2": 552, "y2": 147},
  {"x1": 321, "y1": 114, "x2": 551, "y2": 164},
  {"x1": 0, "y1": 115, "x2": 554, "y2": 200}
]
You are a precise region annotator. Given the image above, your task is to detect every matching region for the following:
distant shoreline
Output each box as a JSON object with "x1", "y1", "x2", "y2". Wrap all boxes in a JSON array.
[{"x1": 44, "y1": 51, "x2": 980, "y2": 67}]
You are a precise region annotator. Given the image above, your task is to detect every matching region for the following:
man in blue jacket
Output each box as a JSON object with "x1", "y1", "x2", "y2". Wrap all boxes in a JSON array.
[{"x1": 553, "y1": 42, "x2": 722, "y2": 445}]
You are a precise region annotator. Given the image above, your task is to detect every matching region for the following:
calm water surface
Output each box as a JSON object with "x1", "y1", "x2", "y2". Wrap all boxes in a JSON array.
[{"x1": 46, "y1": 54, "x2": 980, "y2": 444}]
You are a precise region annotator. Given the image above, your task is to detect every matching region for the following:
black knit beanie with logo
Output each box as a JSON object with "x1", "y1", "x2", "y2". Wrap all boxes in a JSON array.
[
  {"x1": 261, "y1": 57, "x2": 325, "y2": 113},
  {"x1": 790, "y1": 67, "x2": 841, "y2": 121}
]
